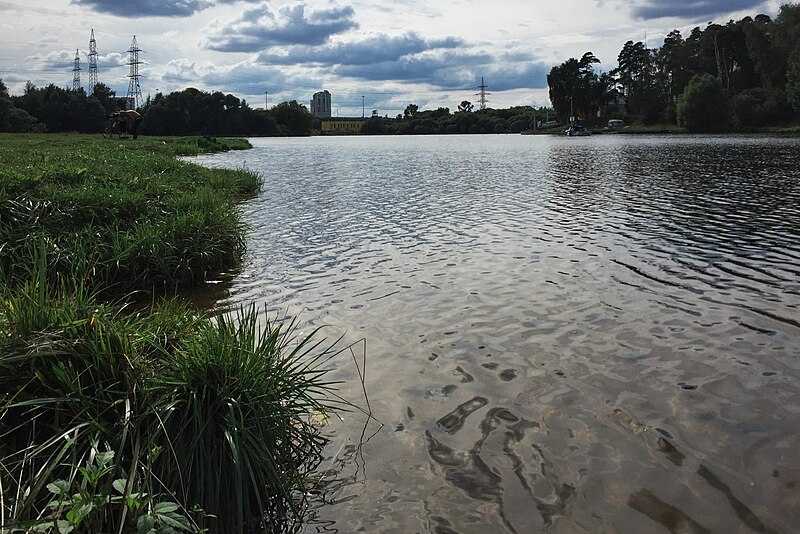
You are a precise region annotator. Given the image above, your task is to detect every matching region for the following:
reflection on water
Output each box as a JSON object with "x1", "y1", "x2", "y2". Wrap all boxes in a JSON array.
[{"x1": 190, "y1": 134, "x2": 800, "y2": 533}]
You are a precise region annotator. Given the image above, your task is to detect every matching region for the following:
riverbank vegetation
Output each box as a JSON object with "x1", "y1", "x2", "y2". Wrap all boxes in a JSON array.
[
  {"x1": 0, "y1": 80, "x2": 315, "y2": 138},
  {"x1": 0, "y1": 134, "x2": 258, "y2": 295},
  {"x1": 0, "y1": 134, "x2": 342, "y2": 532},
  {"x1": 548, "y1": 3, "x2": 800, "y2": 132},
  {"x1": 359, "y1": 103, "x2": 553, "y2": 135}
]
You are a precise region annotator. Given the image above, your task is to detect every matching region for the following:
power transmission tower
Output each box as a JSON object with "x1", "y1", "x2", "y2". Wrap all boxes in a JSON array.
[
  {"x1": 72, "y1": 49, "x2": 81, "y2": 91},
  {"x1": 126, "y1": 35, "x2": 143, "y2": 110},
  {"x1": 475, "y1": 77, "x2": 490, "y2": 110},
  {"x1": 88, "y1": 29, "x2": 98, "y2": 93}
]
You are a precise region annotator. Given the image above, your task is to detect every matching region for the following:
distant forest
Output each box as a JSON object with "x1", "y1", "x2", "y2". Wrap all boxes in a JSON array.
[
  {"x1": 1, "y1": 4, "x2": 799, "y2": 136},
  {"x1": 548, "y1": 3, "x2": 800, "y2": 131},
  {"x1": 0, "y1": 81, "x2": 316, "y2": 137}
]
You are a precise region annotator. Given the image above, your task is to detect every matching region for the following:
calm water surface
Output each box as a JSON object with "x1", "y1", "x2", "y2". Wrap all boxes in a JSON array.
[{"x1": 191, "y1": 134, "x2": 800, "y2": 533}]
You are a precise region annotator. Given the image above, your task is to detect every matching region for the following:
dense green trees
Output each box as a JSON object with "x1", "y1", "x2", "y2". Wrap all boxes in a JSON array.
[
  {"x1": 0, "y1": 79, "x2": 43, "y2": 133},
  {"x1": 548, "y1": 4, "x2": 800, "y2": 128},
  {"x1": 677, "y1": 74, "x2": 731, "y2": 131},
  {"x1": 547, "y1": 52, "x2": 610, "y2": 123},
  {"x1": 732, "y1": 87, "x2": 791, "y2": 126},
  {"x1": 9, "y1": 83, "x2": 104, "y2": 133},
  {"x1": 269, "y1": 100, "x2": 314, "y2": 136},
  {"x1": 138, "y1": 90, "x2": 313, "y2": 136},
  {"x1": 1, "y1": 79, "x2": 44, "y2": 132},
  {"x1": 0, "y1": 82, "x2": 315, "y2": 136},
  {"x1": 357, "y1": 105, "x2": 551, "y2": 135},
  {"x1": 4, "y1": 78, "x2": 546, "y2": 137}
]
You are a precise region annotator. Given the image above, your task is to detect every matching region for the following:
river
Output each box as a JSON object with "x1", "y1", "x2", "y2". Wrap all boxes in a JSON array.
[{"x1": 190, "y1": 134, "x2": 800, "y2": 533}]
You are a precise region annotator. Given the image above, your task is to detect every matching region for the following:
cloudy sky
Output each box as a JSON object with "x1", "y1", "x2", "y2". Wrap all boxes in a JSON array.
[{"x1": 0, "y1": 0, "x2": 783, "y2": 115}]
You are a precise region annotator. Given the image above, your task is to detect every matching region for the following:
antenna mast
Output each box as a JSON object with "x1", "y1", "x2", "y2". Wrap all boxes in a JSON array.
[
  {"x1": 475, "y1": 77, "x2": 490, "y2": 110},
  {"x1": 88, "y1": 29, "x2": 98, "y2": 92},
  {"x1": 72, "y1": 49, "x2": 81, "y2": 91},
  {"x1": 126, "y1": 35, "x2": 143, "y2": 109}
]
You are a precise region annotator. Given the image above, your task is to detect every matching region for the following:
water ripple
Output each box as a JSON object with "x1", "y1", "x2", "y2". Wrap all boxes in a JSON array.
[{"x1": 190, "y1": 134, "x2": 800, "y2": 533}]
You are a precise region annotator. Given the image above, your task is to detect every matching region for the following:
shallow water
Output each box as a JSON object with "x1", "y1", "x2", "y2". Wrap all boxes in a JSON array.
[{"x1": 191, "y1": 134, "x2": 800, "y2": 533}]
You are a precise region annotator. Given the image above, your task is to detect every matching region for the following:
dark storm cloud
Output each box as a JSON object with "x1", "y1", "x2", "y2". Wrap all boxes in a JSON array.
[
  {"x1": 632, "y1": 0, "x2": 766, "y2": 20},
  {"x1": 332, "y1": 50, "x2": 548, "y2": 91},
  {"x1": 333, "y1": 51, "x2": 491, "y2": 86},
  {"x1": 70, "y1": 0, "x2": 210, "y2": 17},
  {"x1": 205, "y1": 2, "x2": 359, "y2": 52},
  {"x1": 257, "y1": 32, "x2": 463, "y2": 67}
]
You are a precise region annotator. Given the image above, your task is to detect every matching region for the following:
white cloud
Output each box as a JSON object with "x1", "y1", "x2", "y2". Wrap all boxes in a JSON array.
[
  {"x1": 0, "y1": 0, "x2": 783, "y2": 107},
  {"x1": 204, "y1": 2, "x2": 359, "y2": 52}
]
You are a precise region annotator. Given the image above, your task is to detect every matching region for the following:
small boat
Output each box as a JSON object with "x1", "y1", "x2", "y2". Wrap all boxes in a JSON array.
[{"x1": 565, "y1": 124, "x2": 591, "y2": 136}]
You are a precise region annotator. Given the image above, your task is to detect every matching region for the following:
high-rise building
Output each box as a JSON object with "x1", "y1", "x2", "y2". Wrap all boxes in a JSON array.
[{"x1": 310, "y1": 90, "x2": 331, "y2": 118}]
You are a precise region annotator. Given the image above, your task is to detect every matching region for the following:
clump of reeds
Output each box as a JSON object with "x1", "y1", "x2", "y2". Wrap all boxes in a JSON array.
[{"x1": 1, "y1": 263, "x2": 342, "y2": 532}]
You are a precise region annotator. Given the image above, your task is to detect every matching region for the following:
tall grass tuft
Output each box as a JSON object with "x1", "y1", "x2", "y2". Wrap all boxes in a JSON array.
[
  {"x1": 153, "y1": 307, "x2": 341, "y2": 533},
  {"x1": 1, "y1": 264, "x2": 343, "y2": 532}
]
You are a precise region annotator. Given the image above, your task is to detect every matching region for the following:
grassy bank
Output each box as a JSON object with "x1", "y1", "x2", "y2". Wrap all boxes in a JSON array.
[
  {"x1": 1, "y1": 134, "x2": 341, "y2": 533},
  {"x1": 0, "y1": 134, "x2": 259, "y2": 297}
]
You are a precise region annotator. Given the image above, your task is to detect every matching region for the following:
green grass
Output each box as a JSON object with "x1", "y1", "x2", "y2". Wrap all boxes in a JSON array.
[
  {"x1": 0, "y1": 134, "x2": 347, "y2": 533},
  {"x1": 0, "y1": 133, "x2": 260, "y2": 298},
  {"x1": 1, "y1": 270, "x2": 342, "y2": 532}
]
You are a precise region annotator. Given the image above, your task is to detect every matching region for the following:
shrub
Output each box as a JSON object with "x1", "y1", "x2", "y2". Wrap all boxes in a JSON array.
[{"x1": 676, "y1": 74, "x2": 731, "y2": 132}]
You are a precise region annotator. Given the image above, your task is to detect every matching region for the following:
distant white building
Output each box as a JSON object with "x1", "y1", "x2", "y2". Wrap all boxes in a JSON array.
[{"x1": 310, "y1": 90, "x2": 331, "y2": 118}]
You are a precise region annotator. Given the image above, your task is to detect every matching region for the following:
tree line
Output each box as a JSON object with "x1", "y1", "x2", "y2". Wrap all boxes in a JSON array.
[
  {"x1": 358, "y1": 103, "x2": 555, "y2": 135},
  {"x1": 0, "y1": 81, "x2": 315, "y2": 136},
  {"x1": 0, "y1": 76, "x2": 557, "y2": 137},
  {"x1": 547, "y1": 4, "x2": 800, "y2": 131}
]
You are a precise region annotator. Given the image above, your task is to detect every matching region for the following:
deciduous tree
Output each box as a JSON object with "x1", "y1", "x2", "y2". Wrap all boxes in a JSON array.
[
  {"x1": 458, "y1": 100, "x2": 473, "y2": 112},
  {"x1": 676, "y1": 73, "x2": 731, "y2": 132}
]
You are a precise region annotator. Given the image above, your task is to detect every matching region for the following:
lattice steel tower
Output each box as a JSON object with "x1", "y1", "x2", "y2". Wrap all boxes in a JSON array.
[
  {"x1": 126, "y1": 35, "x2": 143, "y2": 109},
  {"x1": 72, "y1": 49, "x2": 81, "y2": 91},
  {"x1": 475, "y1": 77, "x2": 490, "y2": 110},
  {"x1": 88, "y1": 29, "x2": 98, "y2": 92}
]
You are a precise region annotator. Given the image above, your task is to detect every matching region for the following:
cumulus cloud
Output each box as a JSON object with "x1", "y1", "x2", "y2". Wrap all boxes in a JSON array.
[
  {"x1": 204, "y1": 2, "x2": 359, "y2": 52},
  {"x1": 98, "y1": 52, "x2": 128, "y2": 68},
  {"x1": 248, "y1": 27, "x2": 547, "y2": 92},
  {"x1": 24, "y1": 49, "x2": 78, "y2": 71},
  {"x1": 70, "y1": 0, "x2": 211, "y2": 17},
  {"x1": 632, "y1": 0, "x2": 766, "y2": 20},
  {"x1": 156, "y1": 57, "x2": 319, "y2": 97},
  {"x1": 332, "y1": 48, "x2": 549, "y2": 91},
  {"x1": 257, "y1": 32, "x2": 463, "y2": 67}
]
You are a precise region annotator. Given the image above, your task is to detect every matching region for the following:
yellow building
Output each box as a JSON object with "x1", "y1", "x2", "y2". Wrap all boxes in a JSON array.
[{"x1": 321, "y1": 118, "x2": 367, "y2": 134}]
